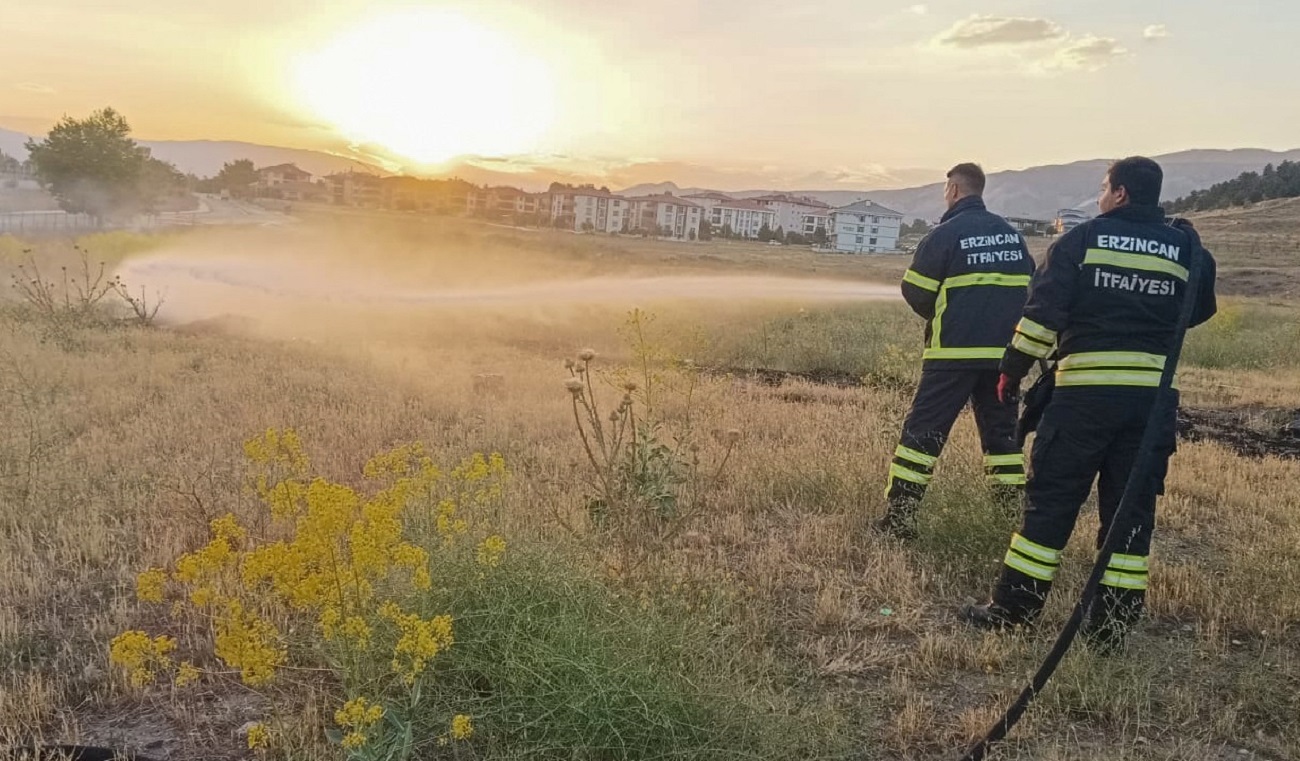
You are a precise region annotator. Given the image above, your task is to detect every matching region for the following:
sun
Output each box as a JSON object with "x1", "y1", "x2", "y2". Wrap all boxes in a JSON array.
[{"x1": 292, "y1": 9, "x2": 557, "y2": 166}]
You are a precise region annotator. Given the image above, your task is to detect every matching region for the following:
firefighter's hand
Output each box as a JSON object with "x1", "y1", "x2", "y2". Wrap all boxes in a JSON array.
[{"x1": 997, "y1": 373, "x2": 1019, "y2": 405}]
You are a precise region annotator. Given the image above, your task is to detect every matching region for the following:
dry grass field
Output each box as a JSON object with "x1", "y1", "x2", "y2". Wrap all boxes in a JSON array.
[{"x1": 0, "y1": 209, "x2": 1297, "y2": 761}]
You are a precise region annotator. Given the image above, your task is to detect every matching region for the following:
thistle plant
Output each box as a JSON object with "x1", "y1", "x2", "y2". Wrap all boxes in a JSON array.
[{"x1": 563, "y1": 311, "x2": 739, "y2": 569}]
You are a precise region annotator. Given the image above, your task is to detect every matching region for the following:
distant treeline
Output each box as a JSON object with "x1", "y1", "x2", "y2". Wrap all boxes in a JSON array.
[{"x1": 1165, "y1": 161, "x2": 1300, "y2": 213}]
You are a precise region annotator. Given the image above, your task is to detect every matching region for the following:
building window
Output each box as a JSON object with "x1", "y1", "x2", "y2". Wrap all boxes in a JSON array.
[
  {"x1": 871, "y1": 227, "x2": 878, "y2": 234},
  {"x1": 856, "y1": 236, "x2": 863, "y2": 244},
  {"x1": 870, "y1": 237, "x2": 877, "y2": 245},
  {"x1": 872, "y1": 216, "x2": 880, "y2": 224},
  {"x1": 858, "y1": 215, "x2": 867, "y2": 223}
]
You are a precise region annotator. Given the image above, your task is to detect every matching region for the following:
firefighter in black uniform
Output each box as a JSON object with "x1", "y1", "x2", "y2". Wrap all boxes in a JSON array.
[
  {"x1": 963, "y1": 156, "x2": 1218, "y2": 651},
  {"x1": 878, "y1": 163, "x2": 1035, "y2": 540}
]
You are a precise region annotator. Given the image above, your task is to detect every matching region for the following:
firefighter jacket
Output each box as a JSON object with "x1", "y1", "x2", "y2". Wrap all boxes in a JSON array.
[
  {"x1": 901, "y1": 196, "x2": 1035, "y2": 371},
  {"x1": 1001, "y1": 204, "x2": 1218, "y2": 388}
]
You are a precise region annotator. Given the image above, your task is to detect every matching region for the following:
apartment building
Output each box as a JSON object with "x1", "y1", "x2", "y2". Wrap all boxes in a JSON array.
[
  {"x1": 624, "y1": 193, "x2": 703, "y2": 239},
  {"x1": 752, "y1": 193, "x2": 831, "y2": 238},
  {"x1": 829, "y1": 200, "x2": 903, "y2": 253},
  {"x1": 711, "y1": 198, "x2": 778, "y2": 239},
  {"x1": 549, "y1": 184, "x2": 628, "y2": 233}
]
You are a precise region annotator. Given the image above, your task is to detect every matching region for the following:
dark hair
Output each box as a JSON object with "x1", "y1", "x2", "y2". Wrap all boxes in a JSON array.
[
  {"x1": 1108, "y1": 156, "x2": 1163, "y2": 206},
  {"x1": 947, "y1": 163, "x2": 986, "y2": 196}
]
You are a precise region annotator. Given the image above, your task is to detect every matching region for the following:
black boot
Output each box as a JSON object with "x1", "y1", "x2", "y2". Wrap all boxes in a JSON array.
[
  {"x1": 874, "y1": 499, "x2": 919, "y2": 541},
  {"x1": 960, "y1": 598, "x2": 1027, "y2": 631},
  {"x1": 1081, "y1": 587, "x2": 1144, "y2": 655}
]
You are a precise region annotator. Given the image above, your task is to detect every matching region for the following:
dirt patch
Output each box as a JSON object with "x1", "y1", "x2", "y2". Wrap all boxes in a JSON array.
[{"x1": 1177, "y1": 406, "x2": 1300, "y2": 459}]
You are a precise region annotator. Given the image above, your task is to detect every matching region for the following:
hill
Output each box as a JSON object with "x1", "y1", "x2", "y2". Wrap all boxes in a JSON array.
[
  {"x1": 623, "y1": 149, "x2": 1300, "y2": 223},
  {"x1": 1, "y1": 127, "x2": 388, "y2": 179},
  {"x1": 1167, "y1": 160, "x2": 1300, "y2": 213}
]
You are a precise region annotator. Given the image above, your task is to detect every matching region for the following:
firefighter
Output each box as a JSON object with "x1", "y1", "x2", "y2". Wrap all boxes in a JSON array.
[
  {"x1": 963, "y1": 156, "x2": 1218, "y2": 651},
  {"x1": 878, "y1": 163, "x2": 1035, "y2": 540}
]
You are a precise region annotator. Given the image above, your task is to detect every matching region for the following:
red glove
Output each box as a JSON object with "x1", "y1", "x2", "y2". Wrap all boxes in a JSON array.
[{"x1": 997, "y1": 373, "x2": 1015, "y2": 404}]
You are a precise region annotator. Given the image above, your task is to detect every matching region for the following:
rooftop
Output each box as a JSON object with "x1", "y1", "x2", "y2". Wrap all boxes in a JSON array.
[{"x1": 832, "y1": 199, "x2": 904, "y2": 217}]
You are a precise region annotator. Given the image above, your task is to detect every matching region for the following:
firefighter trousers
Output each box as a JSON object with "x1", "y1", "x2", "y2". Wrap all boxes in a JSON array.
[
  {"x1": 884, "y1": 369, "x2": 1026, "y2": 517},
  {"x1": 990, "y1": 387, "x2": 1177, "y2": 643}
]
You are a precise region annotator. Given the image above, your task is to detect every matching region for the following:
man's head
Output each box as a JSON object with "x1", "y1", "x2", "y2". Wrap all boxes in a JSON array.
[
  {"x1": 1100, "y1": 156, "x2": 1163, "y2": 213},
  {"x1": 944, "y1": 163, "x2": 986, "y2": 209}
]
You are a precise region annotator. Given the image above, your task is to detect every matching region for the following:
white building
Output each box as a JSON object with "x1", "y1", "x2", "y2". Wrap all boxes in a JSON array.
[
  {"x1": 624, "y1": 194, "x2": 703, "y2": 240},
  {"x1": 550, "y1": 185, "x2": 628, "y2": 233},
  {"x1": 682, "y1": 191, "x2": 735, "y2": 217},
  {"x1": 1054, "y1": 208, "x2": 1090, "y2": 235},
  {"x1": 829, "y1": 200, "x2": 904, "y2": 253},
  {"x1": 752, "y1": 193, "x2": 832, "y2": 239},
  {"x1": 711, "y1": 199, "x2": 778, "y2": 239}
]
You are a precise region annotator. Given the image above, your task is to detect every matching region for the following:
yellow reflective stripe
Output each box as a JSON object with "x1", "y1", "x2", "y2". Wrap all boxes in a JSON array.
[
  {"x1": 1010, "y1": 533, "x2": 1061, "y2": 564},
  {"x1": 1004, "y1": 551, "x2": 1057, "y2": 582},
  {"x1": 1012, "y1": 333, "x2": 1053, "y2": 359},
  {"x1": 1101, "y1": 570, "x2": 1149, "y2": 590},
  {"x1": 903, "y1": 269, "x2": 941, "y2": 292},
  {"x1": 1084, "y1": 249, "x2": 1189, "y2": 281},
  {"x1": 1058, "y1": 352, "x2": 1167, "y2": 371},
  {"x1": 923, "y1": 347, "x2": 1006, "y2": 360},
  {"x1": 889, "y1": 463, "x2": 932, "y2": 485},
  {"x1": 1108, "y1": 553, "x2": 1149, "y2": 572},
  {"x1": 984, "y1": 454, "x2": 1025, "y2": 467},
  {"x1": 1017, "y1": 318, "x2": 1057, "y2": 343},
  {"x1": 931, "y1": 284, "x2": 949, "y2": 350},
  {"x1": 945, "y1": 272, "x2": 1032, "y2": 289},
  {"x1": 895, "y1": 446, "x2": 937, "y2": 468},
  {"x1": 988, "y1": 473, "x2": 1027, "y2": 485},
  {"x1": 1056, "y1": 370, "x2": 1177, "y2": 388}
]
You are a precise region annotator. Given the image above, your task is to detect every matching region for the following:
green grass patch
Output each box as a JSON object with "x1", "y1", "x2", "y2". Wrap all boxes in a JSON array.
[
  {"x1": 412, "y1": 547, "x2": 850, "y2": 760},
  {"x1": 1182, "y1": 300, "x2": 1300, "y2": 370}
]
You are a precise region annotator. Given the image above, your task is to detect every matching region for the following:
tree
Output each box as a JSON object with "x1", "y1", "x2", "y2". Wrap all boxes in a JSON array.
[
  {"x1": 25, "y1": 107, "x2": 152, "y2": 220},
  {"x1": 206, "y1": 159, "x2": 258, "y2": 198},
  {"x1": 757, "y1": 223, "x2": 773, "y2": 242},
  {"x1": 812, "y1": 227, "x2": 829, "y2": 246},
  {"x1": 698, "y1": 222, "x2": 713, "y2": 241},
  {"x1": 0, "y1": 151, "x2": 19, "y2": 174},
  {"x1": 137, "y1": 157, "x2": 189, "y2": 212}
]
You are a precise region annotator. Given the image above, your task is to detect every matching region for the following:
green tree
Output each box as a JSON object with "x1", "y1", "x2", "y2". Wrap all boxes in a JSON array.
[
  {"x1": 208, "y1": 159, "x2": 259, "y2": 198},
  {"x1": 0, "y1": 151, "x2": 19, "y2": 174},
  {"x1": 137, "y1": 157, "x2": 189, "y2": 211},
  {"x1": 25, "y1": 107, "x2": 151, "y2": 220}
]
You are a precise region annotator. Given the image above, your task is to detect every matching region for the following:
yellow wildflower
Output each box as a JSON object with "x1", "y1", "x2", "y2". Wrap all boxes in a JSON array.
[
  {"x1": 213, "y1": 600, "x2": 285, "y2": 686},
  {"x1": 174, "y1": 661, "x2": 201, "y2": 687},
  {"x1": 245, "y1": 722, "x2": 270, "y2": 750},
  {"x1": 211, "y1": 513, "x2": 247, "y2": 544},
  {"x1": 335, "y1": 698, "x2": 385, "y2": 746},
  {"x1": 450, "y1": 714, "x2": 474, "y2": 741},
  {"x1": 382, "y1": 605, "x2": 454, "y2": 685},
  {"x1": 136, "y1": 568, "x2": 167, "y2": 603},
  {"x1": 109, "y1": 631, "x2": 176, "y2": 687},
  {"x1": 340, "y1": 616, "x2": 372, "y2": 651},
  {"x1": 476, "y1": 536, "x2": 506, "y2": 568}
]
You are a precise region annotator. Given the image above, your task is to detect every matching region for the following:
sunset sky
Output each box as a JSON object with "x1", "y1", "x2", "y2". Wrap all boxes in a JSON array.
[{"x1": 5, "y1": 0, "x2": 1298, "y2": 188}]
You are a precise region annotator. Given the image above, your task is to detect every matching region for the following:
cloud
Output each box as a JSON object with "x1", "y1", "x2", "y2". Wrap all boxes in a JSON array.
[
  {"x1": 933, "y1": 15, "x2": 1066, "y2": 48},
  {"x1": 928, "y1": 14, "x2": 1129, "y2": 73},
  {"x1": 908, "y1": 4, "x2": 928, "y2": 15},
  {"x1": 1143, "y1": 24, "x2": 1169, "y2": 41},
  {"x1": 1047, "y1": 35, "x2": 1129, "y2": 71},
  {"x1": 15, "y1": 82, "x2": 55, "y2": 94}
]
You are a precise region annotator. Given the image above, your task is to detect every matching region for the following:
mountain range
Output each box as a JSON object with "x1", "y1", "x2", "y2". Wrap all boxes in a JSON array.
[
  {"x1": 4, "y1": 126, "x2": 1297, "y2": 222},
  {"x1": 620, "y1": 149, "x2": 1300, "y2": 222}
]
